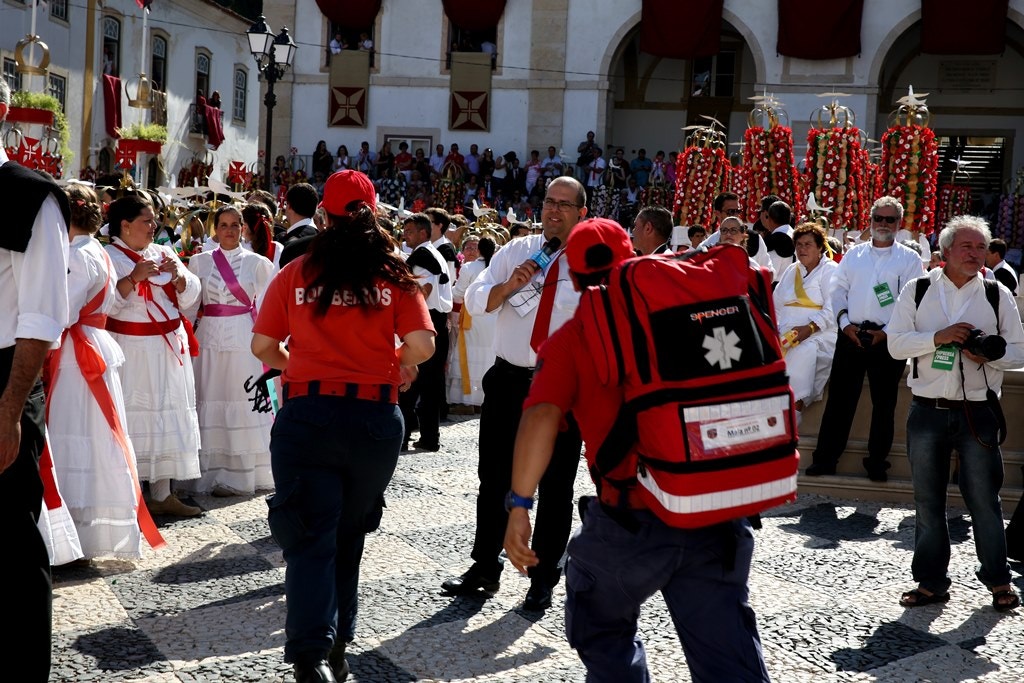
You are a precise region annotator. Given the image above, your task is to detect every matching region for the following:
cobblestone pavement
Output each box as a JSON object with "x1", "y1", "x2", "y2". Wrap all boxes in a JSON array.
[{"x1": 52, "y1": 415, "x2": 1024, "y2": 682}]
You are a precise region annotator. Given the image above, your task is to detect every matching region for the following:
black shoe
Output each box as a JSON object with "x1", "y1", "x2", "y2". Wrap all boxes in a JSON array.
[
  {"x1": 441, "y1": 566, "x2": 500, "y2": 596},
  {"x1": 328, "y1": 641, "x2": 350, "y2": 682},
  {"x1": 866, "y1": 468, "x2": 889, "y2": 482},
  {"x1": 293, "y1": 659, "x2": 337, "y2": 683},
  {"x1": 864, "y1": 458, "x2": 890, "y2": 482},
  {"x1": 413, "y1": 439, "x2": 440, "y2": 452},
  {"x1": 523, "y1": 580, "x2": 553, "y2": 611},
  {"x1": 805, "y1": 462, "x2": 836, "y2": 476}
]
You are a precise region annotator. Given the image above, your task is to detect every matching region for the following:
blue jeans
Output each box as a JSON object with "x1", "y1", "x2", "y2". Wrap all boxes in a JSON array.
[
  {"x1": 907, "y1": 401, "x2": 1010, "y2": 594},
  {"x1": 267, "y1": 395, "x2": 403, "y2": 665},
  {"x1": 565, "y1": 500, "x2": 770, "y2": 683}
]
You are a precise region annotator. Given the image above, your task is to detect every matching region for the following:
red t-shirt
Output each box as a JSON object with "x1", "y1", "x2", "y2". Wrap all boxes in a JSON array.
[
  {"x1": 524, "y1": 317, "x2": 624, "y2": 460},
  {"x1": 395, "y1": 151, "x2": 414, "y2": 171},
  {"x1": 253, "y1": 256, "x2": 434, "y2": 386}
]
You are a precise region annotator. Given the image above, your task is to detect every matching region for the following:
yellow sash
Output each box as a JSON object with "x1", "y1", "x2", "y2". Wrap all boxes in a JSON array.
[
  {"x1": 784, "y1": 265, "x2": 823, "y2": 309},
  {"x1": 458, "y1": 306, "x2": 473, "y2": 395}
]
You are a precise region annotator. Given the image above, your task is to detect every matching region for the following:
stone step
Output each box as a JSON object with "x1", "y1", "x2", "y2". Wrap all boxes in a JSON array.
[{"x1": 796, "y1": 363, "x2": 1024, "y2": 508}]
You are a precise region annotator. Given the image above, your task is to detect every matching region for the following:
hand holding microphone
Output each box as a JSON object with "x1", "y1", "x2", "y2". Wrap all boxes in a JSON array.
[{"x1": 507, "y1": 237, "x2": 562, "y2": 292}]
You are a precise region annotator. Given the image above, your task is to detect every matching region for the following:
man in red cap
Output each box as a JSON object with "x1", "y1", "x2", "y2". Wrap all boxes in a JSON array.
[{"x1": 504, "y1": 219, "x2": 771, "y2": 683}]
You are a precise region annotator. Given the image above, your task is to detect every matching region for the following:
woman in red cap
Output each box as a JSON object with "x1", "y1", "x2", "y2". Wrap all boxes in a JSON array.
[{"x1": 252, "y1": 170, "x2": 435, "y2": 683}]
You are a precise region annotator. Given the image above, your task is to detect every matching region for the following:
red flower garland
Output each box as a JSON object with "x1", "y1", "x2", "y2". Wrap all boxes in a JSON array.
[
  {"x1": 880, "y1": 124, "x2": 939, "y2": 235},
  {"x1": 673, "y1": 146, "x2": 730, "y2": 230},
  {"x1": 743, "y1": 126, "x2": 801, "y2": 223},
  {"x1": 803, "y1": 127, "x2": 867, "y2": 232},
  {"x1": 937, "y1": 185, "x2": 973, "y2": 225}
]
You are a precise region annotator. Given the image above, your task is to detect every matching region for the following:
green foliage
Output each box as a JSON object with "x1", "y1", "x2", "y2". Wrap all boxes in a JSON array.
[
  {"x1": 116, "y1": 122, "x2": 169, "y2": 143},
  {"x1": 10, "y1": 90, "x2": 72, "y2": 162}
]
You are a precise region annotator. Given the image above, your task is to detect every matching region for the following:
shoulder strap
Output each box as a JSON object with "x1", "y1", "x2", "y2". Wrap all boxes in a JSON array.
[
  {"x1": 914, "y1": 275, "x2": 930, "y2": 308},
  {"x1": 983, "y1": 278, "x2": 1000, "y2": 334}
]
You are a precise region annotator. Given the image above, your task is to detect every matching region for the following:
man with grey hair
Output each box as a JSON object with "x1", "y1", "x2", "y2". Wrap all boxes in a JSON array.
[
  {"x1": 806, "y1": 195, "x2": 923, "y2": 481},
  {"x1": 0, "y1": 77, "x2": 71, "y2": 679},
  {"x1": 887, "y1": 215, "x2": 1024, "y2": 612}
]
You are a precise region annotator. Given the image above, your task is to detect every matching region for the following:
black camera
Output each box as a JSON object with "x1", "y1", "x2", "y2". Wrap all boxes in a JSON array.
[
  {"x1": 960, "y1": 328, "x2": 1007, "y2": 361},
  {"x1": 857, "y1": 321, "x2": 882, "y2": 348}
]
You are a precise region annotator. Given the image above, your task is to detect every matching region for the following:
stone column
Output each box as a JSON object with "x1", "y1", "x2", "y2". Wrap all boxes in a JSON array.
[{"x1": 260, "y1": 0, "x2": 297, "y2": 165}]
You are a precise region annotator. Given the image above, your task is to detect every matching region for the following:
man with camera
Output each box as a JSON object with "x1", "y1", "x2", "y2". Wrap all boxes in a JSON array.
[
  {"x1": 886, "y1": 215, "x2": 1024, "y2": 612},
  {"x1": 806, "y1": 196, "x2": 924, "y2": 481}
]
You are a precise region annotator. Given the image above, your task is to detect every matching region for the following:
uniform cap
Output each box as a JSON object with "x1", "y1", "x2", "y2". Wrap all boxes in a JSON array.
[
  {"x1": 320, "y1": 170, "x2": 376, "y2": 216},
  {"x1": 566, "y1": 217, "x2": 634, "y2": 275}
]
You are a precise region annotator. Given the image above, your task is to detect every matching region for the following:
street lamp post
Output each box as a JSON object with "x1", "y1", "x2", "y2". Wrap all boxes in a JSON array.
[{"x1": 247, "y1": 16, "x2": 297, "y2": 190}]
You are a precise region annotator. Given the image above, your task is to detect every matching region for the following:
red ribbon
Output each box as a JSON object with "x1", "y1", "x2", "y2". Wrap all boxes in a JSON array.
[{"x1": 47, "y1": 254, "x2": 165, "y2": 549}]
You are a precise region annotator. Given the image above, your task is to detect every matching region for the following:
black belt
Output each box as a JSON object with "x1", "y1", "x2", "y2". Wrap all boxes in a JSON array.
[
  {"x1": 493, "y1": 356, "x2": 534, "y2": 376},
  {"x1": 913, "y1": 396, "x2": 987, "y2": 410}
]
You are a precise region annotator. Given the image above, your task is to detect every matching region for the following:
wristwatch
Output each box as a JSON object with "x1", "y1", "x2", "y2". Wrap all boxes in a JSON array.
[{"x1": 504, "y1": 489, "x2": 534, "y2": 512}]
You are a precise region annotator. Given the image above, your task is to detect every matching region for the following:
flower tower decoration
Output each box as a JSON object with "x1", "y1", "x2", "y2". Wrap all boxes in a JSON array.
[
  {"x1": 937, "y1": 157, "x2": 974, "y2": 226},
  {"x1": 673, "y1": 115, "x2": 730, "y2": 230},
  {"x1": 640, "y1": 153, "x2": 675, "y2": 211},
  {"x1": 803, "y1": 93, "x2": 869, "y2": 234},
  {"x1": 742, "y1": 94, "x2": 801, "y2": 223},
  {"x1": 436, "y1": 160, "x2": 465, "y2": 214},
  {"x1": 995, "y1": 168, "x2": 1024, "y2": 246},
  {"x1": 880, "y1": 86, "x2": 939, "y2": 236}
]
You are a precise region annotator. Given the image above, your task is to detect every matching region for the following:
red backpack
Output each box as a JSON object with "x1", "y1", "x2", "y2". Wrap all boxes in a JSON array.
[{"x1": 578, "y1": 244, "x2": 799, "y2": 528}]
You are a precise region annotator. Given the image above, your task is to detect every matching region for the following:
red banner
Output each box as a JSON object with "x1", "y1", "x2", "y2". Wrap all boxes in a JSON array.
[
  {"x1": 640, "y1": 0, "x2": 723, "y2": 59},
  {"x1": 103, "y1": 74, "x2": 123, "y2": 139},
  {"x1": 6, "y1": 107, "x2": 54, "y2": 127},
  {"x1": 777, "y1": 0, "x2": 864, "y2": 60},
  {"x1": 227, "y1": 161, "x2": 248, "y2": 185},
  {"x1": 922, "y1": 0, "x2": 1008, "y2": 55},
  {"x1": 442, "y1": 0, "x2": 507, "y2": 31},
  {"x1": 315, "y1": 0, "x2": 382, "y2": 30}
]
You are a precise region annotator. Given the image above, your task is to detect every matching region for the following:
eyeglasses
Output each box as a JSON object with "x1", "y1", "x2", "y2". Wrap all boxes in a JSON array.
[
  {"x1": 720, "y1": 227, "x2": 745, "y2": 235},
  {"x1": 872, "y1": 214, "x2": 898, "y2": 224},
  {"x1": 543, "y1": 198, "x2": 582, "y2": 211},
  {"x1": 723, "y1": 208, "x2": 743, "y2": 216}
]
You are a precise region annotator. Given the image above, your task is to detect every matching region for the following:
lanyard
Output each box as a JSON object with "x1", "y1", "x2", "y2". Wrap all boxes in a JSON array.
[{"x1": 936, "y1": 277, "x2": 973, "y2": 325}]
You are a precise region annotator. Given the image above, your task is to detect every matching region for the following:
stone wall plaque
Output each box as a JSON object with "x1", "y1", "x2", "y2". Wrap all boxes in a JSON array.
[{"x1": 938, "y1": 60, "x2": 997, "y2": 91}]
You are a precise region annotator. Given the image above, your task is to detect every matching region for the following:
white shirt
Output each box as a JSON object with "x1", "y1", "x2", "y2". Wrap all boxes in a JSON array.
[
  {"x1": 832, "y1": 241, "x2": 924, "y2": 330},
  {"x1": 895, "y1": 229, "x2": 931, "y2": 264},
  {"x1": 887, "y1": 267, "x2": 1024, "y2": 400},
  {"x1": 540, "y1": 154, "x2": 563, "y2": 178},
  {"x1": 284, "y1": 217, "x2": 315, "y2": 240},
  {"x1": 432, "y1": 235, "x2": 458, "y2": 284},
  {"x1": 465, "y1": 154, "x2": 480, "y2": 176},
  {"x1": 773, "y1": 256, "x2": 839, "y2": 333},
  {"x1": 699, "y1": 229, "x2": 775, "y2": 276},
  {"x1": 408, "y1": 242, "x2": 453, "y2": 313},
  {"x1": 587, "y1": 157, "x2": 606, "y2": 187},
  {"x1": 767, "y1": 223, "x2": 795, "y2": 282},
  {"x1": 0, "y1": 153, "x2": 69, "y2": 347},
  {"x1": 465, "y1": 234, "x2": 579, "y2": 368},
  {"x1": 429, "y1": 152, "x2": 446, "y2": 174}
]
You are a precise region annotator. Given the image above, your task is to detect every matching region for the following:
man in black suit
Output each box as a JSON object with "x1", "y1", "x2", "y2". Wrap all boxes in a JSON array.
[
  {"x1": 986, "y1": 238, "x2": 1018, "y2": 295},
  {"x1": 278, "y1": 183, "x2": 322, "y2": 267}
]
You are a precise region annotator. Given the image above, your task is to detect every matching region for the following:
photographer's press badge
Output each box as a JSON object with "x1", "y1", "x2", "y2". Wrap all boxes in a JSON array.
[
  {"x1": 932, "y1": 344, "x2": 956, "y2": 371},
  {"x1": 873, "y1": 282, "x2": 895, "y2": 307}
]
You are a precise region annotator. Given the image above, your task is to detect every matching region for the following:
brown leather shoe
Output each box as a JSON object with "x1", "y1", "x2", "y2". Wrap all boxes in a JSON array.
[{"x1": 147, "y1": 494, "x2": 203, "y2": 517}]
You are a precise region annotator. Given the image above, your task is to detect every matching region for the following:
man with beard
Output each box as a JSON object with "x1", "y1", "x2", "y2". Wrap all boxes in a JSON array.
[{"x1": 806, "y1": 196, "x2": 923, "y2": 481}]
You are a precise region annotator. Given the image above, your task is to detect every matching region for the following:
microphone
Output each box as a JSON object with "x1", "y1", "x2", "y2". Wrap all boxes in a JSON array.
[{"x1": 528, "y1": 237, "x2": 562, "y2": 270}]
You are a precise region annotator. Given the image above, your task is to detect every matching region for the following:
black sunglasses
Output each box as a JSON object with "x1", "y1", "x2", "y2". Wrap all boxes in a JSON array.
[{"x1": 872, "y1": 214, "x2": 898, "y2": 224}]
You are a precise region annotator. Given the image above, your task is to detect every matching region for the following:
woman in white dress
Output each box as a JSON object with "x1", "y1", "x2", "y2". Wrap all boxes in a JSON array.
[
  {"x1": 447, "y1": 235, "x2": 498, "y2": 409},
  {"x1": 105, "y1": 195, "x2": 203, "y2": 517},
  {"x1": 185, "y1": 206, "x2": 275, "y2": 497},
  {"x1": 242, "y1": 202, "x2": 284, "y2": 271},
  {"x1": 773, "y1": 222, "x2": 839, "y2": 424},
  {"x1": 48, "y1": 185, "x2": 161, "y2": 558}
]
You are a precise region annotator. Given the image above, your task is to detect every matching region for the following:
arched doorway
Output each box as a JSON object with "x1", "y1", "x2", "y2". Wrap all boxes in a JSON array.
[{"x1": 607, "y1": 19, "x2": 756, "y2": 158}]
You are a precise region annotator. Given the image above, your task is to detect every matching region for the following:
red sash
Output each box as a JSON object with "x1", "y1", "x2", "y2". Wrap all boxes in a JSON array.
[
  {"x1": 47, "y1": 253, "x2": 165, "y2": 550},
  {"x1": 108, "y1": 243, "x2": 199, "y2": 363}
]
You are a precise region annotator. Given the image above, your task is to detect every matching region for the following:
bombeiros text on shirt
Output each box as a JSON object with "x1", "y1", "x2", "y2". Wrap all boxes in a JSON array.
[{"x1": 294, "y1": 285, "x2": 393, "y2": 307}]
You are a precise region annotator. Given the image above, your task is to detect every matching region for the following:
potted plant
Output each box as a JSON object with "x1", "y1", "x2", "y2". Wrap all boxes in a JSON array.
[
  {"x1": 9, "y1": 90, "x2": 72, "y2": 162},
  {"x1": 116, "y1": 122, "x2": 169, "y2": 155}
]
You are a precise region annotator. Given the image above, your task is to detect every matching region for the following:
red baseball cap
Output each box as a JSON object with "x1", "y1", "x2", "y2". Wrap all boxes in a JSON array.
[
  {"x1": 320, "y1": 170, "x2": 376, "y2": 216},
  {"x1": 566, "y1": 218, "x2": 634, "y2": 275}
]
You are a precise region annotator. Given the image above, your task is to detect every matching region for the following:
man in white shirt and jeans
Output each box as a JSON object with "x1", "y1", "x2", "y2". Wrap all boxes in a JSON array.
[{"x1": 887, "y1": 215, "x2": 1023, "y2": 612}]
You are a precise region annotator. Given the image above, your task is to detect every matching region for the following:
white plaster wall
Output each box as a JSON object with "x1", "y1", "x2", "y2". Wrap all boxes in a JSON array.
[{"x1": 0, "y1": 0, "x2": 259, "y2": 183}]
